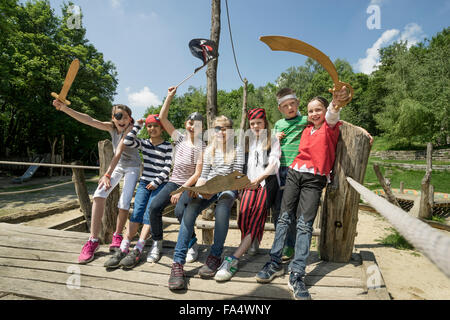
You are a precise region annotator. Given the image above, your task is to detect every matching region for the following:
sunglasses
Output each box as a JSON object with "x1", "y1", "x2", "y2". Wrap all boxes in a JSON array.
[{"x1": 214, "y1": 126, "x2": 232, "y2": 132}]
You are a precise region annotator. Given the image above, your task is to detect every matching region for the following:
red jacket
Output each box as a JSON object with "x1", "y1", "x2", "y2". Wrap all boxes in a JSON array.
[{"x1": 290, "y1": 121, "x2": 342, "y2": 176}]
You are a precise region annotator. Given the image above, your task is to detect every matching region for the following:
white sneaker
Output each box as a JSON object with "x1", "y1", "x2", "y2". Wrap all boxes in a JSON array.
[
  {"x1": 186, "y1": 242, "x2": 199, "y2": 263},
  {"x1": 147, "y1": 240, "x2": 163, "y2": 263},
  {"x1": 214, "y1": 256, "x2": 238, "y2": 282},
  {"x1": 248, "y1": 239, "x2": 259, "y2": 256}
]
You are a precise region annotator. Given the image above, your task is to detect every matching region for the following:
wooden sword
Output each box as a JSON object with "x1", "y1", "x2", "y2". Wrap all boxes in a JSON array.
[
  {"x1": 51, "y1": 59, "x2": 80, "y2": 106},
  {"x1": 260, "y1": 35, "x2": 354, "y2": 108}
]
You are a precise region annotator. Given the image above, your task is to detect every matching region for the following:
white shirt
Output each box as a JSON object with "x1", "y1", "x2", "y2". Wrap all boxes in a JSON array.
[{"x1": 246, "y1": 135, "x2": 281, "y2": 187}]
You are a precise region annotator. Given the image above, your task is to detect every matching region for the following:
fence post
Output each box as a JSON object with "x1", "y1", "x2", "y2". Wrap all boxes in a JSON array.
[
  {"x1": 98, "y1": 140, "x2": 120, "y2": 244},
  {"x1": 419, "y1": 143, "x2": 432, "y2": 219},
  {"x1": 71, "y1": 161, "x2": 92, "y2": 232},
  {"x1": 319, "y1": 122, "x2": 371, "y2": 263},
  {"x1": 373, "y1": 164, "x2": 400, "y2": 207}
]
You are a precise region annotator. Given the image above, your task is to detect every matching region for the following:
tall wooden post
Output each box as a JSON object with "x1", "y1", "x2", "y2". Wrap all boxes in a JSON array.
[
  {"x1": 419, "y1": 143, "x2": 433, "y2": 219},
  {"x1": 98, "y1": 140, "x2": 120, "y2": 243},
  {"x1": 319, "y1": 122, "x2": 371, "y2": 262},
  {"x1": 206, "y1": 0, "x2": 220, "y2": 129},
  {"x1": 239, "y1": 79, "x2": 248, "y2": 131},
  {"x1": 71, "y1": 161, "x2": 92, "y2": 232}
]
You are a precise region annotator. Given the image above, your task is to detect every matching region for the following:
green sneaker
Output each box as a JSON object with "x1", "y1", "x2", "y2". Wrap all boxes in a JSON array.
[
  {"x1": 281, "y1": 246, "x2": 294, "y2": 262},
  {"x1": 214, "y1": 256, "x2": 239, "y2": 282}
]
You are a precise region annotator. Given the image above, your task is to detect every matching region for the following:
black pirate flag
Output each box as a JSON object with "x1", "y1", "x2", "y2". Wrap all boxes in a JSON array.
[{"x1": 176, "y1": 38, "x2": 219, "y2": 88}]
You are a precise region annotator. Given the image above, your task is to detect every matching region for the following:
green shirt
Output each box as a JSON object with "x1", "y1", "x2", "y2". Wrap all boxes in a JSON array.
[{"x1": 274, "y1": 115, "x2": 308, "y2": 167}]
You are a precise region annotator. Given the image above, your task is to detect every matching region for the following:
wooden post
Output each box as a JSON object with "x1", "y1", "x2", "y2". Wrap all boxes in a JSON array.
[
  {"x1": 98, "y1": 140, "x2": 120, "y2": 244},
  {"x1": 419, "y1": 143, "x2": 433, "y2": 219},
  {"x1": 201, "y1": 206, "x2": 215, "y2": 245},
  {"x1": 400, "y1": 181, "x2": 404, "y2": 194},
  {"x1": 71, "y1": 161, "x2": 92, "y2": 232},
  {"x1": 206, "y1": 0, "x2": 220, "y2": 129},
  {"x1": 239, "y1": 79, "x2": 248, "y2": 132},
  {"x1": 373, "y1": 164, "x2": 400, "y2": 207},
  {"x1": 319, "y1": 122, "x2": 371, "y2": 263}
]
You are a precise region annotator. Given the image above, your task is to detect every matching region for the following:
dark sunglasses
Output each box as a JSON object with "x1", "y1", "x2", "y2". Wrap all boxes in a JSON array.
[{"x1": 214, "y1": 126, "x2": 232, "y2": 132}]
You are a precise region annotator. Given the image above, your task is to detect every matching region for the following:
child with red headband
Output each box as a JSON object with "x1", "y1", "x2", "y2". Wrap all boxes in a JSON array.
[
  {"x1": 214, "y1": 107, "x2": 281, "y2": 282},
  {"x1": 103, "y1": 112, "x2": 173, "y2": 269}
]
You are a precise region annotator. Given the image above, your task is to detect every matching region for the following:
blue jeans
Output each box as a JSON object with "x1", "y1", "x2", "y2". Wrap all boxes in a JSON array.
[
  {"x1": 129, "y1": 180, "x2": 166, "y2": 225},
  {"x1": 272, "y1": 166, "x2": 296, "y2": 248},
  {"x1": 173, "y1": 190, "x2": 237, "y2": 265},
  {"x1": 269, "y1": 170, "x2": 327, "y2": 275},
  {"x1": 148, "y1": 182, "x2": 192, "y2": 240}
]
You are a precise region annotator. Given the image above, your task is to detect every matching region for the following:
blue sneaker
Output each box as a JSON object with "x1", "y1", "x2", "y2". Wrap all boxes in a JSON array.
[
  {"x1": 288, "y1": 272, "x2": 311, "y2": 300},
  {"x1": 255, "y1": 261, "x2": 284, "y2": 283}
]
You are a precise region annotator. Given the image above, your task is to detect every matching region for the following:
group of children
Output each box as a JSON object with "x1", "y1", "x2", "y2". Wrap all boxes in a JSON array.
[{"x1": 53, "y1": 84, "x2": 370, "y2": 300}]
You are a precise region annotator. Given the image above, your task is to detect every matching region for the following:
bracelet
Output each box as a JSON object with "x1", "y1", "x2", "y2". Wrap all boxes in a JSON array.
[{"x1": 104, "y1": 174, "x2": 111, "y2": 179}]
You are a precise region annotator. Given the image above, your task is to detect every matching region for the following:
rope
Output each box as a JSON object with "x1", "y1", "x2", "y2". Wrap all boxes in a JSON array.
[
  {"x1": 347, "y1": 177, "x2": 450, "y2": 278},
  {"x1": 0, "y1": 180, "x2": 74, "y2": 195},
  {"x1": 0, "y1": 161, "x2": 99, "y2": 170},
  {"x1": 225, "y1": 0, "x2": 245, "y2": 83}
]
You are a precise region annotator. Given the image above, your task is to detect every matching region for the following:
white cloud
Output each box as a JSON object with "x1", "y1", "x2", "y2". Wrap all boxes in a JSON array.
[
  {"x1": 110, "y1": 0, "x2": 122, "y2": 9},
  {"x1": 127, "y1": 86, "x2": 161, "y2": 108},
  {"x1": 399, "y1": 23, "x2": 426, "y2": 48},
  {"x1": 355, "y1": 23, "x2": 426, "y2": 74},
  {"x1": 355, "y1": 29, "x2": 400, "y2": 74}
]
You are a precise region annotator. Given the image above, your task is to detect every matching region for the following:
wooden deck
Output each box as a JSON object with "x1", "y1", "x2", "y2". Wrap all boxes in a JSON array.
[{"x1": 0, "y1": 222, "x2": 388, "y2": 300}]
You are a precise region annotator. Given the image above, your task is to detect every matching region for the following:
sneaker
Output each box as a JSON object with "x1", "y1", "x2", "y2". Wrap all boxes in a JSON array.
[
  {"x1": 248, "y1": 239, "x2": 259, "y2": 256},
  {"x1": 119, "y1": 248, "x2": 141, "y2": 269},
  {"x1": 255, "y1": 261, "x2": 284, "y2": 283},
  {"x1": 186, "y1": 243, "x2": 199, "y2": 263},
  {"x1": 147, "y1": 240, "x2": 163, "y2": 263},
  {"x1": 281, "y1": 246, "x2": 294, "y2": 262},
  {"x1": 198, "y1": 255, "x2": 221, "y2": 278},
  {"x1": 214, "y1": 256, "x2": 239, "y2": 282},
  {"x1": 168, "y1": 262, "x2": 186, "y2": 290},
  {"x1": 78, "y1": 239, "x2": 99, "y2": 264},
  {"x1": 288, "y1": 272, "x2": 311, "y2": 300},
  {"x1": 104, "y1": 250, "x2": 127, "y2": 269},
  {"x1": 109, "y1": 233, "x2": 123, "y2": 252}
]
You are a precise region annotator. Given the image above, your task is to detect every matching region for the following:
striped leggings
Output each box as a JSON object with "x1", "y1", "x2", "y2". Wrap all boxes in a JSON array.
[{"x1": 238, "y1": 186, "x2": 268, "y2": 243}]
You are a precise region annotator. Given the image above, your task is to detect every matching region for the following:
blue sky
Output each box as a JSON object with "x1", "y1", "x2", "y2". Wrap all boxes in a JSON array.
[{"x1": 44, "y1": 0, "x2": 450, "y2": 118}]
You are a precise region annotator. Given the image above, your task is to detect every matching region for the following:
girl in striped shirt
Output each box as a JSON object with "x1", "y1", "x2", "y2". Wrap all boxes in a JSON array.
[
  {"x1": 169, "y1": 115, "x2": 245, "y2": 290},
  {"x1": 104, "y1": 114, "x2": 173, "y2": 269}
]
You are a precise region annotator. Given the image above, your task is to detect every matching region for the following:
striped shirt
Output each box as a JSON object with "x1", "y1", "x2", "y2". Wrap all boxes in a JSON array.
[
  {"x1": 200, "y1": 146, "x2": 245, "y2": 182},
  {"x1": 274, "y1": 115, "x2": 308, "y2": 167},
  {"x1": 124, "y1": 124, "x2": 173, "y2": 188},
  {"x1": 169, "y1": 130, "x2": 206, "y2": 185}
]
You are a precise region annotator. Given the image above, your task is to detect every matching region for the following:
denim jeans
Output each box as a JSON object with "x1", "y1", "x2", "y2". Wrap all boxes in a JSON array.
[
  {"x1": 173, "y1": 190, "x2": 237, "y2": 265},
  {"x1": 148, "y1": 182, "x2": 192, "y2": 240},
  {"x1": 269, "y1": 170, "x2": 327, "y2": 275},
  {"x1": 129, "y1": 180, "x2": 166, "y2": 225},
  {"x1": 271, "y1": 166, "x2": 296, "y2": 248}
]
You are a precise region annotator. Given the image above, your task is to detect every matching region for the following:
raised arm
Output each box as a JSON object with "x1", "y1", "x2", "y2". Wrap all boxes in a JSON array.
[
  {"x1": 53, "y1": 99, "x2": 113, "y2": 132},
  {"x1": 159, "y1": 86, "x2": 177, "y2": 137}
]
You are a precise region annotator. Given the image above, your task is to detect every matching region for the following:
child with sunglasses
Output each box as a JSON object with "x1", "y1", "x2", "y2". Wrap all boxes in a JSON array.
[{"x1": 52, "y1": 100, "x2": 140, "y2": 264}]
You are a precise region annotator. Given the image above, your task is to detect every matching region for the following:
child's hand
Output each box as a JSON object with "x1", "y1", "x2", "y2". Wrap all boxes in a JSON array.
[
  {"x1": 146, "y1": 183, "x2": 156, "y2": 190},
  {"x1": 98, "y1": 175, "x2": 112, "y2": 190},
  {"x1": 276, "y1": 132, "x2": 286, "y2": 140},
  {"x1": 137, "y1": 118, "x2": 145, "y2": 126},
  {"x1": 246, "y1": 179, "x2": 260, "y2": 190},
  {"x1": 168, "y1": 86, "x2": 177, "y2": 97},
  {"x1": 170, "y1": 193, "x2": 182, "y2": 204},
  {"x1": 52, "y1": 99, "x2": 66, "y2": 111},
  {"x1": 331, "y1": 86, "x2": 350, "y2": 109}
]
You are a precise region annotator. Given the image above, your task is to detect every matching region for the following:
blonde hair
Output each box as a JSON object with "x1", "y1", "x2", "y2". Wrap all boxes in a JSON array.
[
  {"x1": 206, "y1": 115, "x2": 236, "y2": 165},
  {"x1": 111, "y1": 104, "x2": 133, "y2": 132},
  {"x1": 245, "y1": 117, "x2": 272, "y2": 153}
]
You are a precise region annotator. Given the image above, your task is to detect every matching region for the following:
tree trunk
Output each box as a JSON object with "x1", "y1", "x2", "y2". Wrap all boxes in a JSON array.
[
  {"x1": 98, "y1": 140, "x2": 120, "y2": 244},
  {"x1": 49, "y1": 137, "x2": 58, "y2": 177},
  {"x1": 206, "y1": 0, "x2": 221, "y2": 129},
  {"x1": 373, "y1": 164, "x2": 400, "y2": 207},
  {"x1": 319, "y1": 122, "x2": 372, "y2": 263},
  {"x1": 419, "y1": 143, "x2": 433, "y2": 219}
]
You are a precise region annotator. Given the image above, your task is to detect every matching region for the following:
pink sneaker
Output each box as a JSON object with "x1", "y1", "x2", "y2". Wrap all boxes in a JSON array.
[
  {"x1": 109, "y1": 233, "x2": 123, "y2": 252},
  {"x1": 78, "y1": 239, "x2": 99, "y2": 264}
]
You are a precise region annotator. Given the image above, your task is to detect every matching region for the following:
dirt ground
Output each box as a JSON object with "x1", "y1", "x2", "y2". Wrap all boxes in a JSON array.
[{"x1": 0, "y1": 175, "x2": 449, "y2": 300}]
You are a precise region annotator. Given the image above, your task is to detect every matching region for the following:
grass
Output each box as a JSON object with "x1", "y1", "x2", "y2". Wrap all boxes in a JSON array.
[
  {"x1": 371, "y1": 136, "x2": 427, "y2": 152},
  {"x1": 377, "y1": 227, "x2": 415, "y2": 251},
  {"x1": 363, "y1": 158, "x2": 450, "y2": 193}
]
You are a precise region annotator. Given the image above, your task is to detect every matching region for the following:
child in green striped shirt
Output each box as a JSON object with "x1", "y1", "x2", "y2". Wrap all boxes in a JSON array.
[{"x1": 272, "y1": 88, "x2": 308, "y2": 261}]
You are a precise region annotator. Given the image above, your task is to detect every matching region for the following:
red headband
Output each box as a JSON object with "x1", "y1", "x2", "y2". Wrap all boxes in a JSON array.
[{"x1": 247, "y1": 108, "x2": 266, "y2": 120}]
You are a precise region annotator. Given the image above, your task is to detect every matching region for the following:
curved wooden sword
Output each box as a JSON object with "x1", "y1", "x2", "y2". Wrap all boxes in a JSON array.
[
  {"x1": 260, "y1": 35, "x2": 354, "y2": 108},
  {"x1": 51, "y1": 59, "x2": 80, "y2": 106}
]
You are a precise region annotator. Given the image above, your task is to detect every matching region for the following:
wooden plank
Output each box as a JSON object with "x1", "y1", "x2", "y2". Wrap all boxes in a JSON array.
[
  {"x1": 359, "y1": 250, "x2": 391, "y2": 300},
  {"x1": 0, "y1": 222, "x2": 88, "y2": 240}
]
